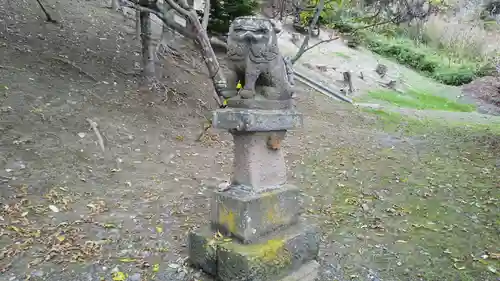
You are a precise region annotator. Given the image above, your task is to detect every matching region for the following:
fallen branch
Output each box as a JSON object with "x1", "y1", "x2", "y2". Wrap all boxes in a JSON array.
[
  {"x1": 35, "y1": 0, "x2": 58, "y2": 23},
  {"x1": 86, "y1": 118, "x2": 105, "y2": 153},
  {"x1": 50, "y1": 56, "x2": 98, "y2": 82},
  {"x1": 196, "y1": 121, "x2": 212, "y2": 142},
  {"x1": 0, "y1": 65, "x2": 26, "y2": 71}
]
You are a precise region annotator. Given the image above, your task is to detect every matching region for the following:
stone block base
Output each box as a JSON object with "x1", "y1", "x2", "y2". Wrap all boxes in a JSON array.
[
  {"x1": 188, "y1": 221, "x2": 320, "y2": 281},
  {"x1": 187, "y1": 226, "x2": 217, "y2": 276},
  {"x1": 280, "y1": 261, "x2": 320, "y2": 281},
  {"x1": 211, "y1": 185, "x2": 301, "y2": 244}
]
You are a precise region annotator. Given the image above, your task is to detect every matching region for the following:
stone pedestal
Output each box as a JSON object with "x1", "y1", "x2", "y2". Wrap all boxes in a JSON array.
[{"x1": 188, "y1": 108, "x2": 320, "y2": 281}]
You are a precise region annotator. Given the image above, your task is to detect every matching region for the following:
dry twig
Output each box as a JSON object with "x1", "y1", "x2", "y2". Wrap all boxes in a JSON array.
[
  {"x1": 50, "y1": 57, "x2": 98, "y2": 82},
  {"x1": 86, "y1": 118, "x2": 105, "y2": 153}
]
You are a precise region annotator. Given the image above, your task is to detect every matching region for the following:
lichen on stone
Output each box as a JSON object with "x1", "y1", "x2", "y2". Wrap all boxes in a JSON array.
[
  {"x1": 218, "y1": 203, "x2": 237, "y2": 234},
  {"x1": 225, "y1": 238, "x2": 292, "y2": 268}
]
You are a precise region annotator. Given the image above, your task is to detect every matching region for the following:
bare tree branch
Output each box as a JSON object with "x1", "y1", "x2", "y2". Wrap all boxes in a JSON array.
[
  {"x1": 123, "y1": 0, "x2": 166, "y2": 21},
  {"x1": 301, "y1": 36, "x2": 340, "y2": 53},
  {"x1": 35, "y1": 0, "x2": 58, "y2": 23},
  {"x1": 124, "y1": 0, "x2": 225, "y2": 107},
  {"x1": 290, "y1": 0, "x2": 416, "y2": 65},
  {"x1": 291, "y1": 0, "x2": 325, "y2": 64}
]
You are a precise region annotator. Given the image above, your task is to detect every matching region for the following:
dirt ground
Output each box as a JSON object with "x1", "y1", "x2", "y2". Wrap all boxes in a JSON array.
[
  {"x1": 462, "y1": 76, "x2": 500, "y2": 116},
  {"x1": 0, "y1": 0, "x2": 499, "y2": 281}
]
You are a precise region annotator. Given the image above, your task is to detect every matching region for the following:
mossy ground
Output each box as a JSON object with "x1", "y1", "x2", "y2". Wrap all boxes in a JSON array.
[{"x1": 296, "y1": 105, "x2": 500, "y2": 280}]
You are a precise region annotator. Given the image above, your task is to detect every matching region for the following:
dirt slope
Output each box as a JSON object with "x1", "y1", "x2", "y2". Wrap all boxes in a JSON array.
[{"x1": 0, "y1": 1, "x2": 499, "y2": 281}]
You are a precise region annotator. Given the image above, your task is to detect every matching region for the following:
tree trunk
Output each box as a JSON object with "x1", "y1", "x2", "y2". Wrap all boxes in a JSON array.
[
  {"x1": 111, "y1": 0, "x2": 119, "y2": 11},
  {"x1": 138, "y1": 0, "x2": 225, "y2": 106},
  {"x1": 140, "y1": 10, "x2": 156, "y2": 84},
  {"x1": 158, "y1": 0, "x2": 173, "y2": 52},
  {"x1": 136, "y1": 9, "x2": 141, "y2": 40},
  {"x1": 201, "y1": 0, "x2": 210, "y2": 30}
]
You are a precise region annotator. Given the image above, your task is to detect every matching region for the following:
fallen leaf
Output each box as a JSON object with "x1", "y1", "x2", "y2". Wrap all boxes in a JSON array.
[
  {"x1": 8, "y1": 225, "x2": 21, "y2": 233},
  {"x1": 153, "y1": 263, "x2": 160, "y2": 272},
  {"x1": 344, "y1": 197, "x2": 358, "y2": 205},
  {"x1": 214, "y1": 231, "x2": 223, "y2": 240},
  {"x1": 112, "y1": 271, "x2": 127, "y2": 281},
  {"x1": 156, "y1": 225, "x2": 163, "y2": 234},
  {"x1": 168, "y1": 263, "x2": 179, "y2": 269},
  {"x1": 487, "y1": 266, "x2": 497, "y2": 273},
  {"x1": 490, "y1": 253, "x2": 500, "y2": 260},
  {"x1": 49, "y1": 205, "x2": 59, "y2": 213},
  {"x1": 478, "y1": 259, "x2": 489, "y2": 265},
  {"x1": 119, "y1": 258, "x2": 136, "y2": 263},
  {"x1": 453, "y1": 263, "x2": 466, "y2": 270}
]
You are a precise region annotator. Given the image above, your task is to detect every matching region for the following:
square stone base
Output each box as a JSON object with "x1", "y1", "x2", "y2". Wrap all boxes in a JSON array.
[
  {"x1": 211, "y1": 185, "x2": 301, "y2": 244},
  {"x1": 188, "y1": 221, "x2": 320, "y2": 281}
]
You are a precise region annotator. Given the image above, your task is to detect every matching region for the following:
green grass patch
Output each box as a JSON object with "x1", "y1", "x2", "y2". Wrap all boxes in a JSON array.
[
  {"x1": 363, "y1": 108, "x2": 434, "y2": 135},
  {"x1": 367, "y1": 89, "x2": 476, "y2": 112},
  {"x1": 331, "y1": 51, "x2": 351, "y2": 59}
]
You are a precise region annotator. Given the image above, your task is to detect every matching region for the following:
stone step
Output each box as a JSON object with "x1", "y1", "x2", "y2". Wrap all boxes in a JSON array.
[{"x1": 189, "y1": 220, "x2": 320, "y2": 281}]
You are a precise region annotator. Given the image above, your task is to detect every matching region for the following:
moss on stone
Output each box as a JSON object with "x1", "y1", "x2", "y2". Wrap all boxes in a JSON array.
[{"x1": 221, "y1": 238, "x2": 292, "y2": 269}]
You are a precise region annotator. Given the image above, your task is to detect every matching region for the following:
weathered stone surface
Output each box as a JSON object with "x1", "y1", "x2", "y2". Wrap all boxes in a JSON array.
[
  {"x1": 230, "y1": 131, "x2": 288, "y2": 190},
  {"x1": 188, "y1": 226, "x2": 217, "y2": 276},
  {"x1": 280, "y1": 261, "x2": 320, "y2": 281},
  {"x1": 212, "y1": 108, "x2": 303, "y2": 131},
  {"x1": 225, "y1": 98, "x2": 295, "y2": 110},
  {"x1": 217, "y1": 221, "x2": 320, "y2": 281},
  {"x1": 211, "y1": 185, "x2": 301, "y2": 243},
  {"x1": 222, "y1": 16, "x2": 295, "y2": 104}
]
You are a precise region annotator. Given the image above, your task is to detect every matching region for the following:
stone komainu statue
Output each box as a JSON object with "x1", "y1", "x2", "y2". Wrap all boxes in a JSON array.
[{"x1": 222, "y1": 16, "x2": 295, "y2": 109}]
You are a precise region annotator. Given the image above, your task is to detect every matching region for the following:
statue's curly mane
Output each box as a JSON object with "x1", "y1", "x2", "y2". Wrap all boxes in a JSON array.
[{"x1": 227, "y1": 17, "x2": 280, "y2": 63}]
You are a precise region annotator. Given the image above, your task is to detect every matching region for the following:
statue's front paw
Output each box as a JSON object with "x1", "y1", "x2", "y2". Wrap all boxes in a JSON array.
[
  {"x1": 220, "y1": 89, "x2": 238, "y2": 99},
  {"x1": 239, "y1": 89, "x2": 255, "y2": 99}
]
